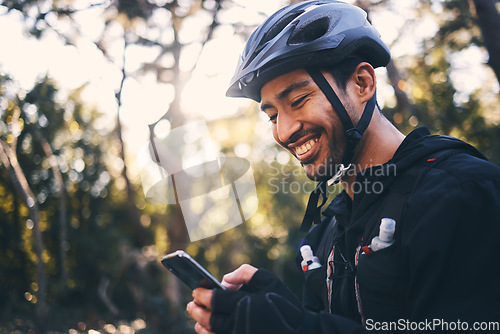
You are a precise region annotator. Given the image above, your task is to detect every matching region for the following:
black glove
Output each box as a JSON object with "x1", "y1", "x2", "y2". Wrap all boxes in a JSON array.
[{"x1": 209, "y1": 269, "x2": 318, "y2": 334}]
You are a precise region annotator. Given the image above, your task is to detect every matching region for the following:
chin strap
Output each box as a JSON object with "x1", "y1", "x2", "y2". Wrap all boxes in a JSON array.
[
  {"x1": 299, "y1": 163, "x2": 352, "y2": 233},
  {"x1": 300, "y1": 180, "x2": 329, "y2": 233},
  {"x1": 299, "y1": 68, "x2": 377, "y2": 233}
]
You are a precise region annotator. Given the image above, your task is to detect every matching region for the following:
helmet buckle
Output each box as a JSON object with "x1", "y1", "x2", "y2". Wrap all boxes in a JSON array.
[{"x1": 345, "y1": 128, "x2": 362, "y2": 146}]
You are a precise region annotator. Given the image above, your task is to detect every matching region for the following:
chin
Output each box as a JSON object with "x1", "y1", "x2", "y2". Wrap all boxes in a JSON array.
[
  {"x1": 303, "y1": 158, "x2": 341, "y2": 182},
  {"x1": 303, "y1": 165, "x2": 334, "y2": 182}
]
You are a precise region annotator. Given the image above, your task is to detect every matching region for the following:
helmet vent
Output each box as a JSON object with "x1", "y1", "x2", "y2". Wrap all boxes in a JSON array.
[
  {"x1": 261, "y1": 11, "x2": 304, "y2": 45},
  {"x1": 288, "y1": 11, "x2": 341, "y2": 45}
]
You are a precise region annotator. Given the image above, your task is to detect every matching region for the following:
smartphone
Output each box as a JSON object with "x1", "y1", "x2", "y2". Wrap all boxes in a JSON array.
[{"x1": 161, "y1": 250, "x2": 226, "y2": 290}]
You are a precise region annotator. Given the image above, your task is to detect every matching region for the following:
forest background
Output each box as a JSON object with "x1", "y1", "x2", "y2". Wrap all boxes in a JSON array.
[{"x1": 0, "y1": 0, "x2": 499, "y2": 333}]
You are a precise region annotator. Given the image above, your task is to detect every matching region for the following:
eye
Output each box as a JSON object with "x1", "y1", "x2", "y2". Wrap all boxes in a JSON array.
[
  {"x1": 291, "y1": 93, "x2": 311, "y2": 108},
  {"x1": 268, "y1": 114, "x2": 278, "y2": 123}
]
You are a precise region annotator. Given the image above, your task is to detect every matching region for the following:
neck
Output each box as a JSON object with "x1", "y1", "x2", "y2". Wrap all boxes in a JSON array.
[{"x1": 342, "y1": 109, "x2": 405, "y2": 199}]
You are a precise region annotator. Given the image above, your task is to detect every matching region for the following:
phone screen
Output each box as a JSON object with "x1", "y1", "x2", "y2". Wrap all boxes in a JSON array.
[{"x1": 161, "y1": 250, "x2": 225, "y2": 290}]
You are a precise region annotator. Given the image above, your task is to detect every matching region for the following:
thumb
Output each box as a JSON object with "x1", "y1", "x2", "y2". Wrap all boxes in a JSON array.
[{"x1": 222, "y1": 264, "x2": 258, "y2": 289}]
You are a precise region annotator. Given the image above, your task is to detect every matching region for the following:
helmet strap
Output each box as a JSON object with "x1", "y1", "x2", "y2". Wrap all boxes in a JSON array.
[
  {"x1": 306, "y1": 67, "x2": 376, "y2": 167},
  {"x1": 300, "y1": 180, "x2": 329, "y2": 232},
  {"x1": 299, "y1": 67, "x2": 376, "y2": 233}
]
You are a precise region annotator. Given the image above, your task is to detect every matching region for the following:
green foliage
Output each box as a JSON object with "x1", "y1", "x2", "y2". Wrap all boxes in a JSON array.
[
  {"x1": 0, "y1": 76, "x2": 163, "y2": 330},
  {"x1": 384, "y1": 0, "x2": 500, "y2": 164},
  {"x1": 117, "y1": 0, "x2": 156, "y2": 20},
  {"x1": 438, "y1": 0, "x2": 483, "y2": 50}
]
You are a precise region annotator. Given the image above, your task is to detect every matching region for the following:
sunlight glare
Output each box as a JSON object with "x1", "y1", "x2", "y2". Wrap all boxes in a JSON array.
[
  {"x1": 181, "y1": 35, "x2": 248, "y2": 120},
  {"x1": 153, "y1": 119, "x2": 172, "y2": 139},
  {"x1": 449, "y1": 46, "x2": 489, "y2": 97}
]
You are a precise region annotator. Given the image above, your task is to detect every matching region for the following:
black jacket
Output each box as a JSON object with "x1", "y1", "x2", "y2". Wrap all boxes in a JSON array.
[{"x1": 301, "y1": 127, "x2": 500, "y2": 333}]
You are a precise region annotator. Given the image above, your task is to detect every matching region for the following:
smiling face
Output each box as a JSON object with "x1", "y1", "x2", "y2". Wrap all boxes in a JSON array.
[{"x1": 260, "y1": 68, "x2": 348, "y2": 181}]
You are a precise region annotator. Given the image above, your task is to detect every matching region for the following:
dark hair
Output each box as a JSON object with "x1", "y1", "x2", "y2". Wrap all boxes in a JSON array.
[{"x1": 324, "y1": 57, "x2": 363, "y2": 91}]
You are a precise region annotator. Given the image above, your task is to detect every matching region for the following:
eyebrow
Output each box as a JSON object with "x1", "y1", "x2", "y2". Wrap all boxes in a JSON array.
[{"x1": 260, "y1": 80, "x2": 311, "y2": 112}]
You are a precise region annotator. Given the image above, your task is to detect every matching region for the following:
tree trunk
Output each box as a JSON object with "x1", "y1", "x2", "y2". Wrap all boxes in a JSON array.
[
  {"x1": 473, "y1": 0, "x2": 500, "y2": 86},
  {"x1": 33, "y1": 127, "x2": 68, "y2": 289},
  {"x1": 115, "y1": 33, "x2": 148, "y2": 248},
  {"x1": 0, "y1": 140, "x2": 48, "y2": 334}
]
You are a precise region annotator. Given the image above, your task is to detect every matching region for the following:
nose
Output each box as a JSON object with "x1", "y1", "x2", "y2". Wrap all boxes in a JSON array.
[{"x1": 276, "y1": 111, "x2": 302, "y2": 145}]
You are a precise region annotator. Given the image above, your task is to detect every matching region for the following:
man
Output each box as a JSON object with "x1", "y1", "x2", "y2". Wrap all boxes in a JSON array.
[{"x1": 187, "y1": 1, "x2": 500, "y2": 333}]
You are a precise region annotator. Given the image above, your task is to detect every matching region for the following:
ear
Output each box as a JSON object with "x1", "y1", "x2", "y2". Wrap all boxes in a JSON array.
[{"x1": 350, "y1": 62, "x2": 376, "y2": 103}]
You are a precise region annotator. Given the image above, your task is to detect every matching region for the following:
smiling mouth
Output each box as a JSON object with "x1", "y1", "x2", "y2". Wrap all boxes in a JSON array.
[{"x1": 294, "y1": 138, "x2": 319, "y2": 156}]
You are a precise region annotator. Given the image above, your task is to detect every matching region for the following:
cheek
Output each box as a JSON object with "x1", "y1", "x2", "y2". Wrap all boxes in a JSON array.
[{"x1": 307, "y1": 99, "x2": 336, "y2": 125}]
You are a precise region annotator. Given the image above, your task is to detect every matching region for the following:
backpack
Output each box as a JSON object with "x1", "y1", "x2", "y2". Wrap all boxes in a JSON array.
[{"x1": 297, "y1": 148, "x2": 472, "y2": 314}]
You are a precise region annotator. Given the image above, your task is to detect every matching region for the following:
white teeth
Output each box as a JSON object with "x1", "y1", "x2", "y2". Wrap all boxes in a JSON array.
[{"x1": 295, "y1": 139, "x2": 317, "y2": 156}]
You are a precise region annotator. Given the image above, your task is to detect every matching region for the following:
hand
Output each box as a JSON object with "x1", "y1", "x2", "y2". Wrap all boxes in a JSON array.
[
  {"x1": 210, "y1": 268, "x2": 308, "y2": 334},
  {"x1": 222, "y1": 264, "x2": 258, "y2": 290},
  {"x1": 187, "y1": 288, "x2": 215, "y2": 334},
  {"x1": 186, "y1": 264, "x2": 257, "y2": 333}
]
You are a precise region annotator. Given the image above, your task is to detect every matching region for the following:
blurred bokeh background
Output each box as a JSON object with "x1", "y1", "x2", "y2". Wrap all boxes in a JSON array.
[{"x1": 0, "y1": 0, "x2": 499, "y2": 333}]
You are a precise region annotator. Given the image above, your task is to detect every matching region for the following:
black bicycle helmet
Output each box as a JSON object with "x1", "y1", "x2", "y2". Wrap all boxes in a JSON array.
[
  {"x1": 227, "y1": 1, "x2": 391, "y2": 233},
  {"x1": 226, "y1": 0, "x2": 390, "y2": 102}
]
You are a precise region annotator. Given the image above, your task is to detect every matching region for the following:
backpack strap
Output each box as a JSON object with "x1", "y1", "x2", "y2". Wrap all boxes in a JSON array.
[
  {"x1": 379, "y1": 166, "x2": 420, "y2": 224},
  {"x1": 363, "y1": 147, "x2": 471, "y2": 246}
]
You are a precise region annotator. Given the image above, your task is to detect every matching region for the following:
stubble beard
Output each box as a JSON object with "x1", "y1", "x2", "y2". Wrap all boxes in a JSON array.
[{"x1": 303, "y1": 135, "x2": 346, "y2": 182}]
